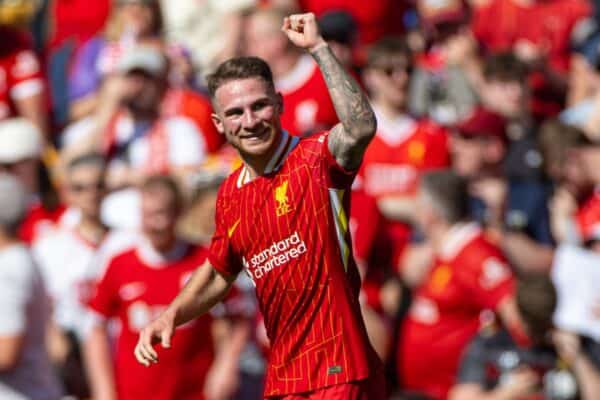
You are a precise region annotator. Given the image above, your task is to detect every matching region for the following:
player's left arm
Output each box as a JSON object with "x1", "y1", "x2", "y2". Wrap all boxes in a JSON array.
[{"x1": 282, "y1": 13, "x2": 377, "y2": 170}]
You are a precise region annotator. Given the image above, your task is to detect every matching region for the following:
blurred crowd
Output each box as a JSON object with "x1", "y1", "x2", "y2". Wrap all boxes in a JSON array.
[{"x1": 2, "y1": 0, "x2": 600, "y2": 399}]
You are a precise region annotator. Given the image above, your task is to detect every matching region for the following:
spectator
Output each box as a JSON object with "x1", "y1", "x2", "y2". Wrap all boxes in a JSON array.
[
  {"x1": 317, "y1": 10, "x2": 358, "y2": 72},
  {"x1": 68, "y1": 0, "x2": 166, "y2": 120},
  {"x1": 243, "y1": 6, "x2": 339, "y2": 136},
  {"x1": 0, "y1": 173, "x2": 63, "y2": 400},
  {"x1": 83, "y1": 175, "x2": 227, "y2": 399},
  {"x1": 352, "y1": 37, "x2": 448, "y2": 339},
  {"x1": 62, "y1": 45, "x2": 206, "y2": 192},
  {"x1": 450, "y1": 275, "x2": 600, "y2": 400},
  {"x1": 32, "y1": 153, "x2": 136, "y2": 398},
  {"x1": 397, "y1": 170, "x2": 520, "y2": 400},
  {"x1": 0, "y1": 25, "x2": 48, "y2": 137},
  {"x1": 450, "y1": 106, "x2": 554, "y2": 273},
  {"x1": 0, "y1": 118, "x2": 67, "y2": 244},
  {"x1": 472, "y1": 0, "x2": 591, "y2": 118},
  {"x1": 409, "y1": 0, "x2": 480, "y2": 125},
  {"x1": 158, "y1": 0, "x2": 254, "y2": 77}
]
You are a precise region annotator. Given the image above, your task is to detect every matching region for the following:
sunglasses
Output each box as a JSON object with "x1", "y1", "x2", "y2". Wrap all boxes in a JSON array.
[
  {"x1": 374, "y1": 64, "x2": 413, "y2": 77},
  {"x1": 70, "y1": 182, "x2": 106, "y2": 193}
]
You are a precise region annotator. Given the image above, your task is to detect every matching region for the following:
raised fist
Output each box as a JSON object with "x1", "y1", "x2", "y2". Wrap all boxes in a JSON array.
[{"x1": 281, "y1": 13, "x2": 326, "y2": 51}]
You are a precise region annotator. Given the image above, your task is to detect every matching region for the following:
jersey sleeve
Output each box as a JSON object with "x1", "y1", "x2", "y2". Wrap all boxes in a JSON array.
[
  {"x1": 459, "y1": 247, "x2": 515, "y2": 310},
  {"x1": 208, "y1": 189, "x2": 243, "y2": 278},
  {"x1": 0, "y1": 256, "x2": 34, "y2": 335},
  {"x1": 87, "y1": 259, "x2": 120, "y2": 318},
  {"x1": 8, "y1": 49, "x2": 44, "y2": 101},
  {"x1": 321, "y1": 131, "x2": 358, "y2": 189}
]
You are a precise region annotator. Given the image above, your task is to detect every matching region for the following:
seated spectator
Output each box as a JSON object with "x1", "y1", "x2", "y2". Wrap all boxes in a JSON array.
[
  {"x1": 243, "y1": 6, "x2": 339, "y2": 136},
  {"x1": 472, "y1": 0, "x2": 591, "y2": 118},
  {"x1": 83, "y1": 175, "x2": 228, "y2": 399},
  {"x1": 397, "y1": 170, "x2": 520, "y2": 400},
  {"x1": 450, "y1": 275, "x2": 600, "y2": 400},
  {"x1": 62, "y1": 45, "x2": 206, "y2": 190},
  {"x1": 409, "y1": 0, "x2": 479, "y2": 125},
  {"x1": 450, "y1": 107, "x2": 554, "y2": 272},
  {"x1": 0, "y1": 25, "x2": 48, "y2": 137},
  {"x1": 0, "y1": 118, "x2": 68, "y2": 244},
  {"x1": 0, "y1": 173, "x2": 63, "y2": 400},
  {"x1": 68, "y1": 0, "x2": 167, "y2": 120}
]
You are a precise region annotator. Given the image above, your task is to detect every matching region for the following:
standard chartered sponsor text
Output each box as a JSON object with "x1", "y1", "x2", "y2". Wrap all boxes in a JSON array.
[{"x1": 244, "y1": 231, "x2": 307, "y2": 280}]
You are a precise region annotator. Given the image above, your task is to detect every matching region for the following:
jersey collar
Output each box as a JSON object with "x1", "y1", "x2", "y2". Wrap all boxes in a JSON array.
[
  {"x1": 439, "y1": 222, "x2": 481, "y2": 260},
  {"x1": 236, "y1": 130, "x2": 299, "y2": 188}
]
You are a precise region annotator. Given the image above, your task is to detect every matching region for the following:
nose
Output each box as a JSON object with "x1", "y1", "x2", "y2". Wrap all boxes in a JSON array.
[{"x1": 242, "y1": 109, "x2": 260, "y2": 129}]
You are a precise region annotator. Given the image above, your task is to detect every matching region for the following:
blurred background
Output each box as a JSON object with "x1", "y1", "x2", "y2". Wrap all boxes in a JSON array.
[{"x1": 1, "y1": 0, "x2": 600, "y2": 399}]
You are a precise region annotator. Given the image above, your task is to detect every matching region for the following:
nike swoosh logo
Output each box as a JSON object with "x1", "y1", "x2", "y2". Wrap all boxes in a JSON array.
[
  {"x1": 227, "y1": 219, "x2": 241, "y2": 238},
  {"x1": 119, "y1": 282, "x2": 146, "y2": 301}
]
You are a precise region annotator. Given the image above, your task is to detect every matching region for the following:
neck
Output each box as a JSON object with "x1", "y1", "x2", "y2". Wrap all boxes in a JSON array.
[
  {"x1": 429, "y1": 222, "x2": 452, "y2": 254},
  {"x1": 372, "y1": 99, "x2": 406, "y2": 120},
  {"x1": 76, "y1": 217, "x2": 107, "y2": 246},
  {"x1": 242, "y1": 132, "x2": 284, "y2": 179},
  {"x1": 150, "y1": 233, "x2": 177, "y2": 254},
  {"x1": 271, "y1": 50, "x2": 302, "y2": 79}
]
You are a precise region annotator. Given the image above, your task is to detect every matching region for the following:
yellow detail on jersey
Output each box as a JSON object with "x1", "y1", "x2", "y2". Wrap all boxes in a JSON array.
[
  {"x1": 430, "y1": 264, "x2": 452, "y2": 293},
  {"x1": 408, "y1": 141, "x2": 426, "y2": 163},
  {"x1": 275, "y1": 180, "x2": 292, "y2": 217},
  {"x1": 227, "y1": 219, "x2": 241, "y2": 238}
]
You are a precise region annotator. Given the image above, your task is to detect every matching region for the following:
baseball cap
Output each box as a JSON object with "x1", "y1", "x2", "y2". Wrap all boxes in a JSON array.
[
  {"x1": 454, "y1": 107, "x2": 507, "y2": 143},
  {"x1": 0, "y1": 118, "x2": 42, "y2": 163},
  {"x1": 0, "y1": 172, "x2": 27, "y2": 229},
  {"x1": 417, "y1": 0, "x2": 468, "y2": 28},
  {"x1": 116, "y1": 46, "x2": 167, "y2": 77}
]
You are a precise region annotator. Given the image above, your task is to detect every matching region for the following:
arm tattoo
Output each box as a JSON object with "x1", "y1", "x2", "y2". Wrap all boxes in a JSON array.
[{"x1": 311, "y1": 45, "x2": 376, "y2": 170}]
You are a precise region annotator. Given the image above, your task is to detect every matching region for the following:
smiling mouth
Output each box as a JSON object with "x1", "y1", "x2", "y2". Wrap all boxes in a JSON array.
[{"x1": 240, "y1": 128, "x2": 270, "y2": 140}]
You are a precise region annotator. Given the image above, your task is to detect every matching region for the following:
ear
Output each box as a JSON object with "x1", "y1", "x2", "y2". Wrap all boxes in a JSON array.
[{"x1": 211, "y1": 113, "x2": 225, "y2": 135}]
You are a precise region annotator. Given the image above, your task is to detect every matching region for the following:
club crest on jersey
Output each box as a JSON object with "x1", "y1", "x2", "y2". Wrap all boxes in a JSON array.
[{"x1": 275, "y1": 180, "x2": 292, "y2": 217}]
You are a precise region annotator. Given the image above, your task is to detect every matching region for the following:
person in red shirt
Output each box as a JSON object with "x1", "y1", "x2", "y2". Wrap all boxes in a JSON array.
[
  {"x1": 472, "y1": 0, "x2": 591, "y2": 118},
  {"x1": 244, "y1": 7, "x2": 339, "y2": 136},
  {"x1": 84, "y1": 175, "x2": 225, "y2": 400},
  {"x1": 0, "y1": 26, "x2": 47, "y2": 135},
  {"x1": 397, "y1": 170, "x2": 521, "y2": 400},
  {"x1": 135, "y1": 12, "x2": 384, "y2": 399},
  {"x1": 355, "y1": 37, "x2": 449, "y2": 294}
]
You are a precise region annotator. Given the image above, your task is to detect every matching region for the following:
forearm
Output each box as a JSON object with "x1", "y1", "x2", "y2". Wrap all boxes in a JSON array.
[
  {"x1": 83, "y1": 325, "x2": 116, "y2": 400},
  {"x1": 449, "y1": 384, "x2": 518, "y2": 400},
  {"x1": 309, "y1": 44, "x2": 376, "y2": 141},
  {"x1": 573, "y1": 354, "x2": 600, "y2": 400},
  {"x1": 169, "y1": 262, "x2": 233, "y2": 327},
  {"x1": 501, "y1": 232, "x2": 554, "y2": 273}
]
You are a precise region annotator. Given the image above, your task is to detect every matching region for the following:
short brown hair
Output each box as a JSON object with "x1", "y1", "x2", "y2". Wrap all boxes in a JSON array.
[
  {"x1": 483, "y1": 52, "x2": 528, "y2": 83},
  {"x1": 421, "y1": 170, "x2": 470, "y2": 224},
  {"x1": 516, "y1": 275, "x2": 557, "y2": 340},
  {"x1": 207, "y1": 56, "x2": 275, "y2": 99},
  {"x1": 366, "y1": 36, "x2": 412, "y2": 68},
  {"x1": 538, "y1": 119, "x2": 590, "y2": 173},
  {"x1": 140, "y1": 174, "x2": 184, "y2": 211}
]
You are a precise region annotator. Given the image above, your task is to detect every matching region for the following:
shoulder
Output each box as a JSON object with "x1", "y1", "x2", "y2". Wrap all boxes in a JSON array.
[{"x1": 0, "y1": 245, "x2": 36, "y2": 284}]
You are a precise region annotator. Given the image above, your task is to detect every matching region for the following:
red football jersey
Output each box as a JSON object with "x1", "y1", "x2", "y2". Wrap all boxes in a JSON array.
[
  {"x1": 277, "y1": 55, "x2": 338, "y2": 136},
  {"x1": 575, "y1": 191, "x2": 600, "y2": 242},
  {"x1": 0, "y1": 27, "x2": 44, "y2": 121},
  {"x1": 89, "y1": 241, "x2": 214, "y2": 400},
  {"x1": 208, "y1": 130, "x2": 381, "y2": 396},
  {"x1": 357, "y1": 113, "x2": 449, "y2": 269},
  {"x1": 397, "y1": 223, "x2": 515, "y2": 400}
]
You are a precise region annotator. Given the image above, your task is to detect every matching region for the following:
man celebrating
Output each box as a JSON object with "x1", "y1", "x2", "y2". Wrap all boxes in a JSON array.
[{"x1": 134, "y1": 12, "x2": 383, "y2": 399}]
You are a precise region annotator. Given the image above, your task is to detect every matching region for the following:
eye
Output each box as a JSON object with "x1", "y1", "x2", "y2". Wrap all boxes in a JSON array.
[
  {"x1": 251, "y1": 101, "x2": 269, "y2": 111},
  {"x1": 225, "y1": 108, "x2": 243, "y2": 117}
]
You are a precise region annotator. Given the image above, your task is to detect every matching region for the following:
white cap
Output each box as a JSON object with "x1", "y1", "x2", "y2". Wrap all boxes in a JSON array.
[
  {"x1": 0, "y1": 118, "x2": 42, "y2": 163},
  {"x1": 0, "y1": 173, "x2": 27, "y2": 230},
  {"x1": 116, "y1": 46, "x2": 167, "y2": 77}
]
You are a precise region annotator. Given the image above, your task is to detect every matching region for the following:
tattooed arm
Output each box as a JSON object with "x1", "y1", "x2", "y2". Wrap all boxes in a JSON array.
[{"x1": 282, "y1": 13, "x2": 377, "y2": 170}]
